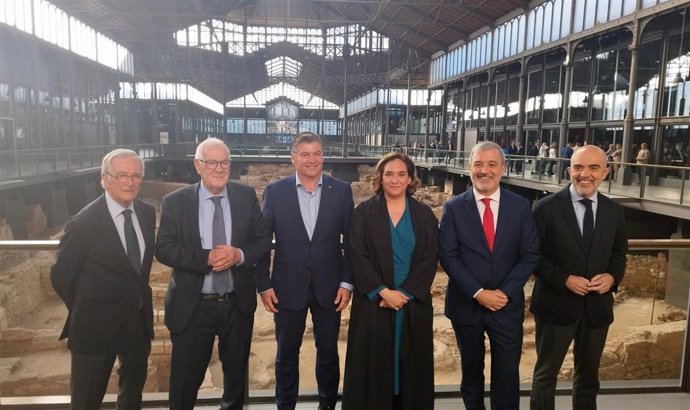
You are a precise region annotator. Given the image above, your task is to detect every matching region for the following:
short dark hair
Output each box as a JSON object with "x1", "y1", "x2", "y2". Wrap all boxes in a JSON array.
[
  {"x1": 371, "y1": 152, "x2": 421, "y2": 195},
  {"x1": 292, "y1": 132, "x2": 322, "y2": 152}
]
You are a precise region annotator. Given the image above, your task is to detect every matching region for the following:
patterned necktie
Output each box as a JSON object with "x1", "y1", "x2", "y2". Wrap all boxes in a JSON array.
[
  {"x1": 211, "y1": 196, "x2": 233, "y2": 294},
  {"x1": 580, "y1": 198, "x2": 594, "y2": 250},
  {"x1": 122, "y1": 209, "x2": 141, "y2": 273},
  {"x1": 481, "y1": 198, "x2": 495, "y2": 252}
]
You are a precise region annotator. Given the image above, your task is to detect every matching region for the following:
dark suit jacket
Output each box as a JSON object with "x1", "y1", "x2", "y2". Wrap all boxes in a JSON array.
[
  {"x1": 256, "y1": 174, "x2": 353, "y2": 311},
  {"x1": 529, "y1": 186, "x2": 628, "y2": 328},
  {"x1": 439, "y1": 187, "x2": 540, "y2": 325},
  {"x1": 51, "y1": 195, "x2": 156, "y2": 355},
  {"x1": 156, "y1": 182, "x2": 271, "y2": 334}
]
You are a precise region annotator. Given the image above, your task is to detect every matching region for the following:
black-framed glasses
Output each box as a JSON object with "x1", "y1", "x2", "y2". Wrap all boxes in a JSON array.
[
  {"x1": 199, "y1": 159, "x2": 231, "y2": 169},
  {"x1": 106, "y1": 172, "x2": 144, "y2": 183}
]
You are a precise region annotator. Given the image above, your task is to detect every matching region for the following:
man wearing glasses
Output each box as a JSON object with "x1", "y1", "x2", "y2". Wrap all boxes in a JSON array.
[
  {"x1": 256, "y1": 132, "x2": 354, "y2": 410},
  {"x1": 51, "y1": 148, "x2": 156, "y2": 409},
  {"x1": 156, "y1": 137, "x2": 271, "y2": 410}
]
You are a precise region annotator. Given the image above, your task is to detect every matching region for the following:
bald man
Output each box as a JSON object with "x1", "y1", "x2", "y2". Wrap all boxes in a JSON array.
[{"x1": 529, "y1": 146, "x2": 628, "y2": 410}]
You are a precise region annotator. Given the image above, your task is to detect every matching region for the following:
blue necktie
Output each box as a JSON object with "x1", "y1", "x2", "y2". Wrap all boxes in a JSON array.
[
  {"x1": 122, "y1": 209, "x2": 141, "y2": 273},
  {"x1": 211, "y1": 196, "x2": 233, "y2": 294}
]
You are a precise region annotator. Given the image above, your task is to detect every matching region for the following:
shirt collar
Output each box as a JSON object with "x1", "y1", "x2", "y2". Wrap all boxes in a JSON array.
[
  {"x1": 104, "y1": 191, "x2": 134, "y2": 219},
  {"x1": 473, "y1": 187, "x2": 501, "y2": 203},
  {"x1": 199, "y1": 183, "x2": 228, "y2": 201},
  {"x1": 569, "y1": 184, "x2": 598, "y2": 204},
  {"x1": 295, "y1": 173, "x2": 323, "y2": 189}
]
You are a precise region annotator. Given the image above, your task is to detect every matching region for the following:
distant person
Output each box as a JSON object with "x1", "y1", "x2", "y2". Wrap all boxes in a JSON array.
[
  {"x1": 530, "y1": 145, "x2": 628, "y2": 410},
  {"x1": 156, "y1": 137, "x2": 272, "y2": 410},
  {"x1": 257, "y1": 132, "x2": 354, "y2": 410},
  {"x1": 515, "y1": 140, "x2": 525, "y2": 174},
  {"x1": 51, "y1": 149, "x2": 155, "y2": 409},
  {"x1": 343, "y1": 152, "x2": 438, "y2": 409},
  {"x1": 635, "y1": 142, "x2": 650, "y2": 184},
  {"x1": 439, "y1": 141, "x2": 540, "y2": 409},
  {"x1": 560, "y1": 142, "x2": 574, "y2": 179},
  {"x1": 547, "y1": 142, "x2": 558, "y2": 177}
]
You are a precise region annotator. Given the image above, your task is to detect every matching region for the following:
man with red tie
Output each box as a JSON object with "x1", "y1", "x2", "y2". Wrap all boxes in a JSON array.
[{"x1": 439, "y1": 141, "x2": 540, "y2": 409}]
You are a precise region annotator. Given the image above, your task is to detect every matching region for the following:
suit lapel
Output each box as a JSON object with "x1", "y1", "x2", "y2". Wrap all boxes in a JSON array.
[
  {"x1": 556, "y1": 187, "x2": 588, "y2": 253},
  {"x1": 312, "y1": 175, "x2": 333, "y2": 241},
  {"x1": 284, "y1": 175, "x2": 311, "y2": 242},
  {"x1": 134, "y1": 199, "x2": 154, "y2": 265},
  {"x1": 462, "y1": 190, "x2": 491, "y2": 254},
  {"x1": 94, "y1": 195, "x2": 135, "y2": 274}
]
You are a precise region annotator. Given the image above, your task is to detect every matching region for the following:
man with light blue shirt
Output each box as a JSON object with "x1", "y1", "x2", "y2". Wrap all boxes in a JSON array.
[
  {"x1": 530, "y1": 145, "x2": 628, "y2": 409},
  {"x1": 51, "y1": 148, "x2": 156, "y2": 409},
  {"x1": 156, "y1": 137, "x2": 271, "y2": 410},
  {"x1": 257, "y1": 132, "x2": 354, "y2": 410}
]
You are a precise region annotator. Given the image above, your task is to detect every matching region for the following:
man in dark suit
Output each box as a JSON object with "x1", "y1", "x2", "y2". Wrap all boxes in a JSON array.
[
  {"x1": 439, "y1": 141, "x2": 540, "y2": 410},
  {"x1": 156, "y1": 137, "x2": 271, "y2": 410},
  {"x1": 529, "y1": 145, "x2": 628, "y2": 410},
  {"x1": 51, "y1": 148, "x2": 155, "y2": 410},
  {"x1": 256, "y1": 132, "x2": 354, "y2": 410}
]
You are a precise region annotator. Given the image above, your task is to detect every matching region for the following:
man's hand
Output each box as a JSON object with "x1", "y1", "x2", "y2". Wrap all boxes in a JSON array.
[
  {"x1": 208, "y1": 245, "x2": 241, "y2": 271},
  {"x1": 378, "y1": 288, "x2": 409, "y2": 311},
  {"x1": 475, "y1": 289, "x2": 508, "y2": 311},
  {"x1": 565, "y1": 275, "x2": 591, "y2": 296},
  {"x1": 260, "y1": 289, "x2": 279, "y2": 313},
  {"x1": 334, "y1": 287, "x2": 352, "y2": 312},
  {"x1": 588, "y1": 273, "x2": 614, "y2": 294}
]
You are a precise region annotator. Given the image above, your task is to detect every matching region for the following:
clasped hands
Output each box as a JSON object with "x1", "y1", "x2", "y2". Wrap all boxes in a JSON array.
[
  {"x1": 475, "y1": 289, "x2": 508, "y2": 312},
  {"x1": 378, "y1": 288, "x2": 409, "y2": 311},
  {"x1": 208, "y1": 245, "x2": 241, "y2": 272},
  {"x1": 565, "y1": 273, "x2": 614, "y2": 296}
]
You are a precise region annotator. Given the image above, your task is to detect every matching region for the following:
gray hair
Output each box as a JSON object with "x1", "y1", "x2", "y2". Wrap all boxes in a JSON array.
[
  {"x1": 100, "y1": 148, "x2": 144, "y2": 189},
  {"x1": 101, "y1": 148, "x2": 144, "y2": 175},
  {"x1": 470, "y1": 141, "x2": 506, "y2": 164},
  {"x1": 195, "y1": 137, "x2": 230, "y2": 160},
  {"x1": 291, "y1": 132, "x2": 322, "y2": 153}
]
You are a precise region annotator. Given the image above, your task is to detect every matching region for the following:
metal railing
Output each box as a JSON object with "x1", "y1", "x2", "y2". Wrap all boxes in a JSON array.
[
  {"x1": 2, "y1": 144, "x2": 689, "y2": 207},
  {"x1": 405, "y1": 148, "x2": 690, "y2": 207}
]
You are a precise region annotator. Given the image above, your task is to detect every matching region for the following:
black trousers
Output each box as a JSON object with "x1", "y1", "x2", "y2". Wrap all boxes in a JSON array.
[
  {"x1": 530, "y1": 317, "x2": 609, "y2": 410},
  {"x1": 274, "y1": 285, "x2": 341, "y2": 410},
  {"x1": 168, "y1": 294, "x2": 253, "y2": 410},
  {"x1": 70, "y1": 313, "x2": 150, "y2": 410}
]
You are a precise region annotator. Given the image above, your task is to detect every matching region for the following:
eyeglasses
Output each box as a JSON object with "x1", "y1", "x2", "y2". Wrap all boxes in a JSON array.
[
  {"x1": 106, "y1": 172, "x2": 144, "y2": 183},
  {"x1": 199, "y1": 159, "x2": 231, "y2": 169}
]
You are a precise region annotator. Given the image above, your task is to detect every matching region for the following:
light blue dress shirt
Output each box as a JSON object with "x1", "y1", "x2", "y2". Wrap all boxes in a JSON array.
[{"x1": 569, "y1": 184, "x2": 598, "y2": 235}]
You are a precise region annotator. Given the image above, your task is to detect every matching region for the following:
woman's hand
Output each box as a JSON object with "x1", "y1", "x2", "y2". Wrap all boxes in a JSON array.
[{"x1": 378, "y1": 288, "x2": 409, "y2": 311}]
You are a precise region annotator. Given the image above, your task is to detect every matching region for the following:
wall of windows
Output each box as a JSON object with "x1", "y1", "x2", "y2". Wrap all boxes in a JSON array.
[
  {"x1": 441, "y1": 6, "x2": 690, "y2": 189},
  {"x1": 120, "y1": 83, "x2": 224, "y2": 115},
  {"x1": 429, "y1": 0, "x2": 670, "y2": 86},
  {"x1": 175, "y1": 21, "x2": 389, "y2": 59},
  {"x1": 0, "y1": 0, "x2": 133, "y2": 76}
]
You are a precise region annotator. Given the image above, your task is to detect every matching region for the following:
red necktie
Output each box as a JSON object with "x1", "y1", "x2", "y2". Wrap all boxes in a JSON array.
[{"x1": 481, "y1": 198, "x2": 495, "y2": 251}]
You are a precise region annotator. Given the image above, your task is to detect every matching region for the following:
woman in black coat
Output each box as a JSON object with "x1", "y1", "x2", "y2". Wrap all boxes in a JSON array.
[{"x1": 343, "y1": 152, "x2": 439, "y2": 410}]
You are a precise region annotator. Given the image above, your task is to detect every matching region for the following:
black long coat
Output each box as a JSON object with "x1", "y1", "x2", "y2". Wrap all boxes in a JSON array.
[{"x1": 343, "y1": 194, "x2": 439, "y2": 410}]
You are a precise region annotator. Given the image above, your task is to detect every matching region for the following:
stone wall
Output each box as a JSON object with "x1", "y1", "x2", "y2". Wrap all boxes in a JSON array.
[
  {"x1": 623, "y1": 254, "x2": 668, "y2": 298},
  {"x1": 0, "y1": 251, "x2": 55, "y2": 328},
  {"x1": 599, "y1": 320, "x2": 687, "y2": 380}
]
